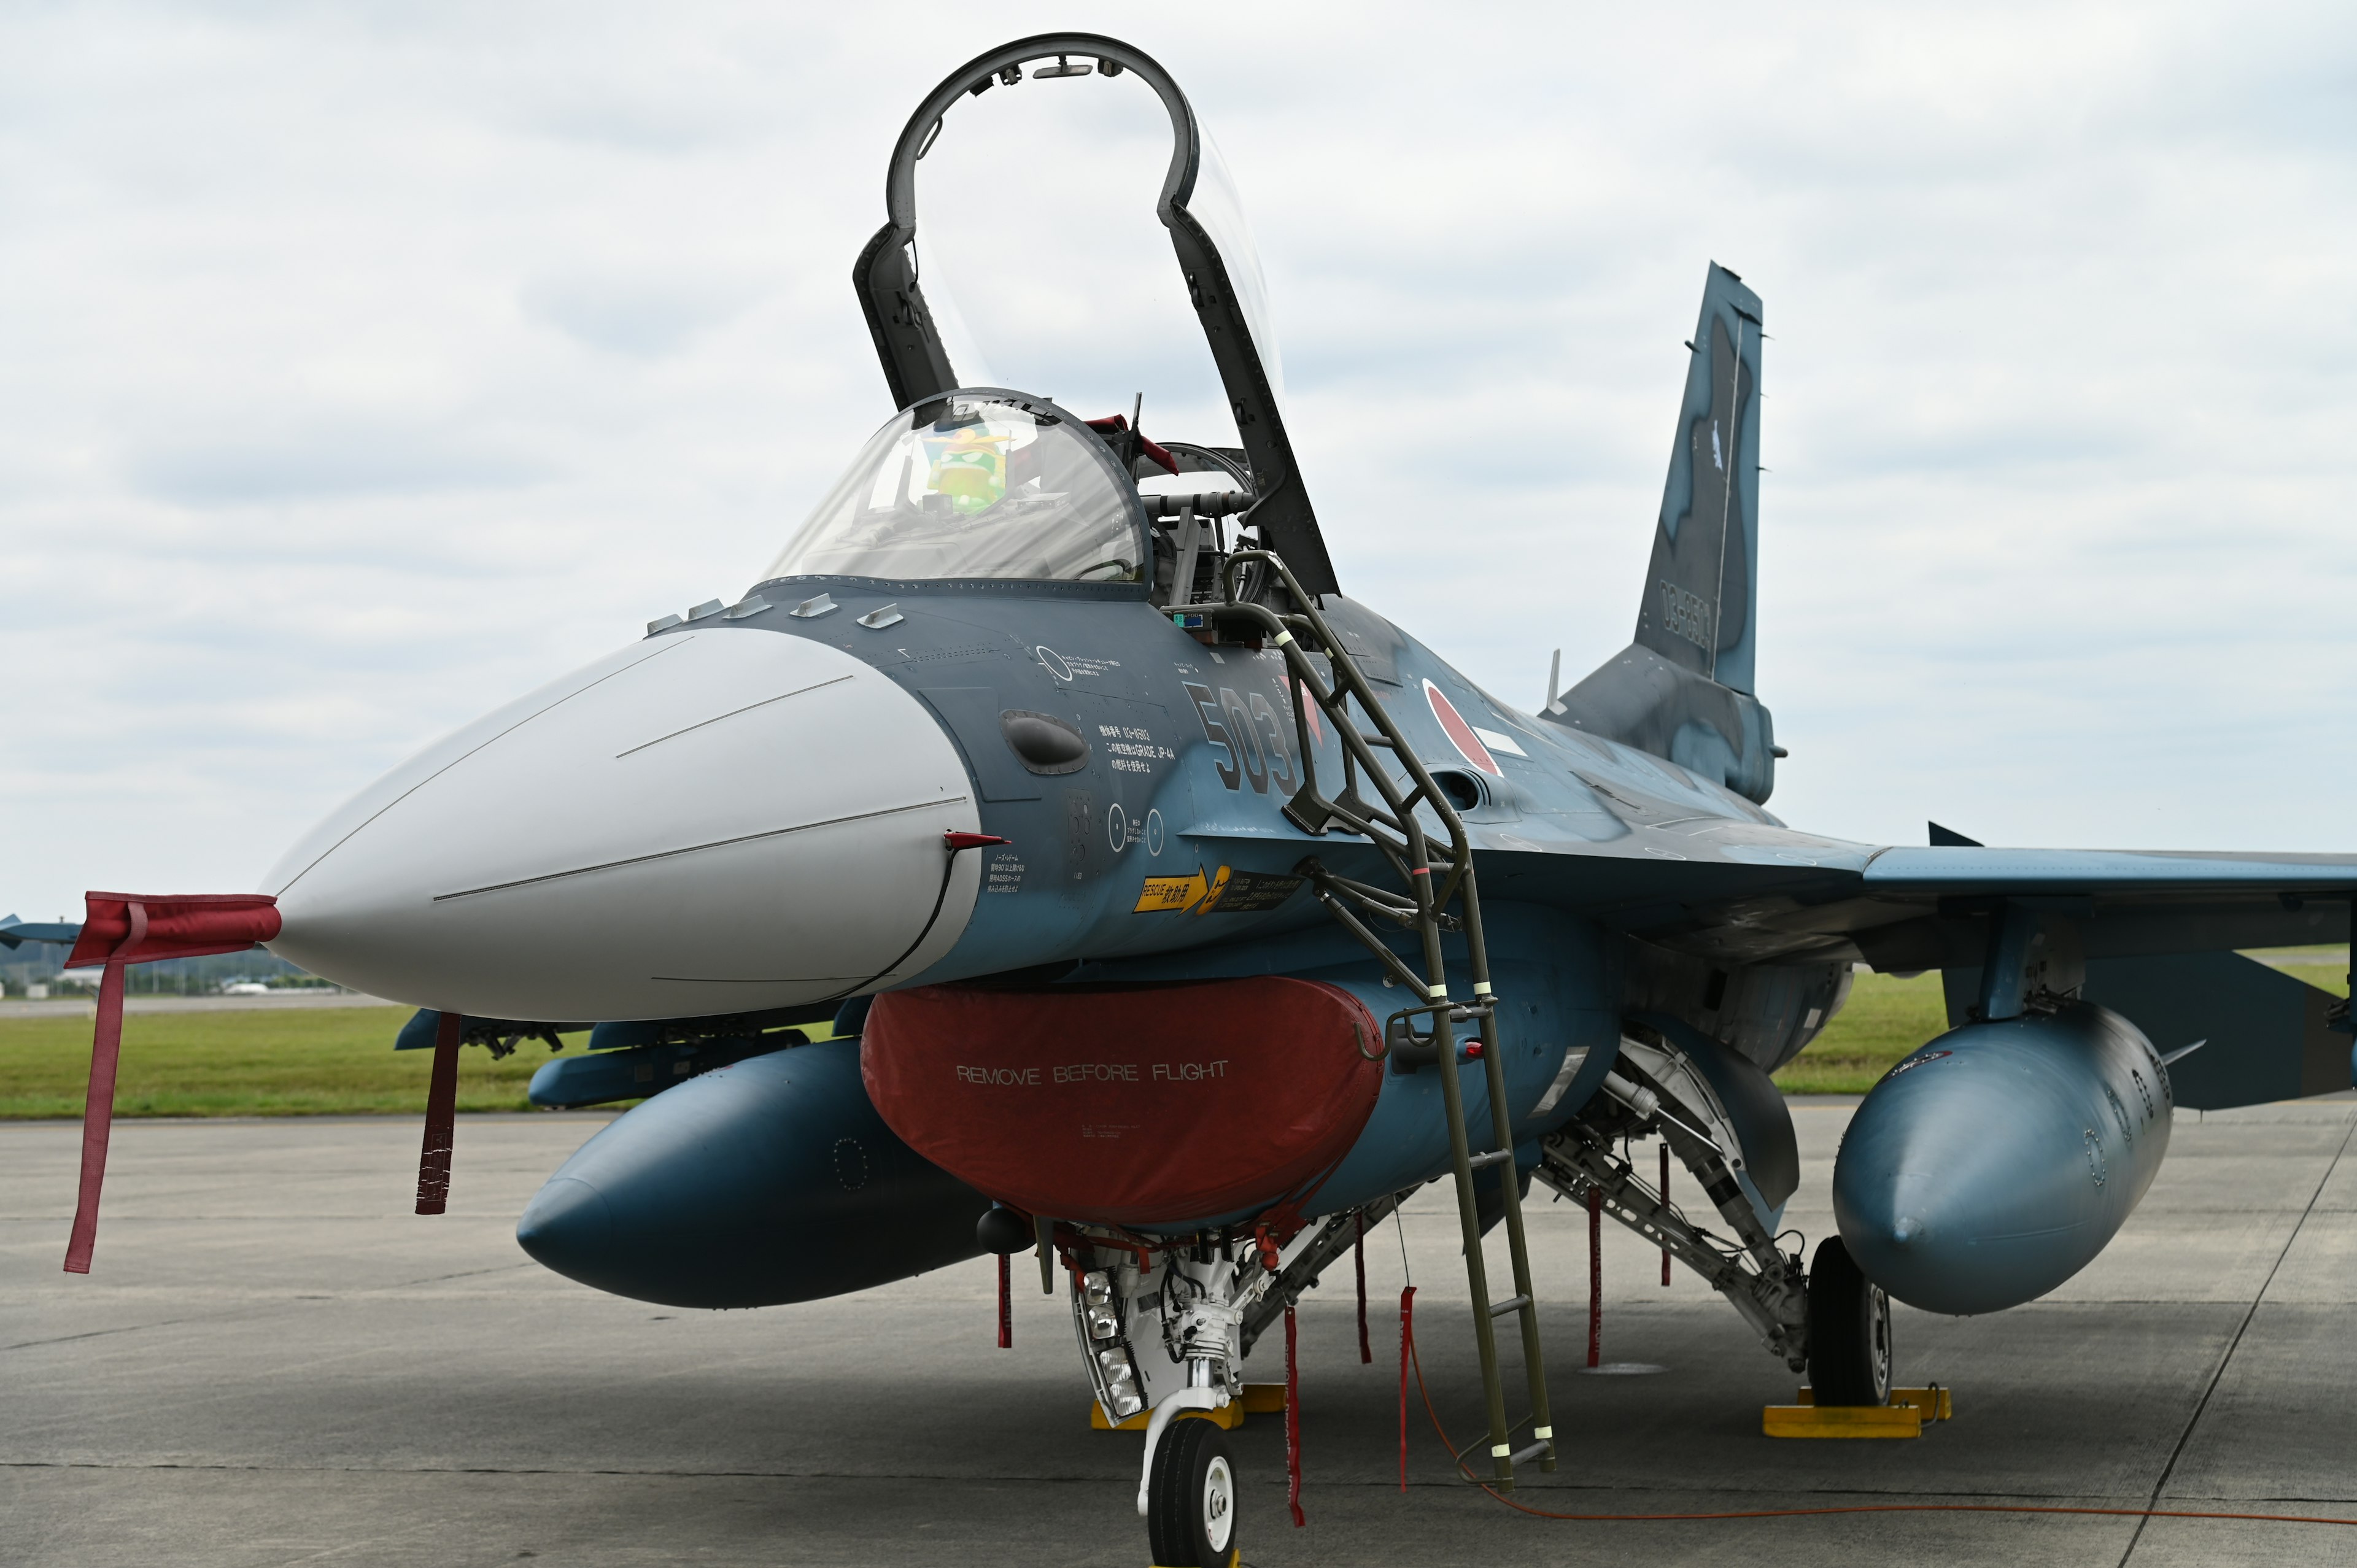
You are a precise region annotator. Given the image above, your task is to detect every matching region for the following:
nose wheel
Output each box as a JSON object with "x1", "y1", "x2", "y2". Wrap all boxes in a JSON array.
[
  {"x1": 1807, "y1": 1235, "x2": 1893, "y2": 1405},
  {"x1": 1147, "y1": 1417, "x2": 1239, "y2": 1568}
]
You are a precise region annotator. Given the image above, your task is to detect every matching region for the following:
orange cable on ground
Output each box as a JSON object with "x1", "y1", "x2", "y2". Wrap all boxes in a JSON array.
[{"x1": 1396, "y1": 1291, "x2": 2356, "y2": 1529}]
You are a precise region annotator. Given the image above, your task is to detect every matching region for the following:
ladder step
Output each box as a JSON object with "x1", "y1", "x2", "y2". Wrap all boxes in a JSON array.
[{"x1": 1261, "y1": 576, "x2": 1554, "y2": 1480}]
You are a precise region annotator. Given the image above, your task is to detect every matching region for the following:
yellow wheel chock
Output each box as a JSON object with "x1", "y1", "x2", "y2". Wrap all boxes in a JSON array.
[
  {"x1": 1764, "y1": 1385, "x2": 1953, "y2": 1438},
  {"x1": 1093, "y1": 1383, "x2": 1287, "y2": 1431}
]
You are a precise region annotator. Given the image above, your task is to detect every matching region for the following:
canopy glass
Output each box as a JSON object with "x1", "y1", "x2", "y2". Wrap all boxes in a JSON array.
[{"x1": 767, "y1": 392, "x2": 1145, "y2": 585}]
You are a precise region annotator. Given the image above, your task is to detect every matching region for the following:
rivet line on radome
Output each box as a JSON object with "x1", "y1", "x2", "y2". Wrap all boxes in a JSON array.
[
  {"x1": 613, "y1": 674, "x2": 856, "y2": 759},
  {"x1": 429, "y1": 797, "x2": 972, "y2": 902},
  {"x1": 273, "y1": 637, "x2": 695, "y2": 901},
  {"x1": 647, "y1": 974, "x2": 884, "y2": 984}
]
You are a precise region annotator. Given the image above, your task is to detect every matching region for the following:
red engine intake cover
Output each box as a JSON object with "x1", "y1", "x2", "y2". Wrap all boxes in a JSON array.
[{"x1": 862, "y1": 978, "x2": 1385, "y2": 1226}]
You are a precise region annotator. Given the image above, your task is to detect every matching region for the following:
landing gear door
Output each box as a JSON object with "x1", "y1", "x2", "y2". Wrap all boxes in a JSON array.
[{"x1": 1620, "y1": 1013, "x2": 1801, "y2": 1235}]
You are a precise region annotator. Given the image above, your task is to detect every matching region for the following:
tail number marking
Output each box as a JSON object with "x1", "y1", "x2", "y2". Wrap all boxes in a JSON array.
[
  {"x1": 1183, "y1": 681, "x2": 1295, "y2": 795},
  {"x1": 1658, "y1": 579, "x2": 1714, "y2": 651}
]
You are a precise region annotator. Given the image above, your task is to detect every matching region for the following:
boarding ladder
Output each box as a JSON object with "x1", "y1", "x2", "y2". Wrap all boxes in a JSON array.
[{"x1": 1206, "y1": 550, "x2": 1555, "y2": 1488}]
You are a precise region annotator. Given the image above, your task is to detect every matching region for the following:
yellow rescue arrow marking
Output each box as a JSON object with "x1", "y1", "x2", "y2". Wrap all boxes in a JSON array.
[
  {"x1": 1134, "y1": 866, "x2": 1209, "y2": 913},
  {"x1": 1132, "y1": 864, "x2": 1236, "y2": 915}
]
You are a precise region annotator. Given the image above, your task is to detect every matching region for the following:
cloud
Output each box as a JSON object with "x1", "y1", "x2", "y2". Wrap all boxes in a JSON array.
[
  {"x1": 1, "y1": 0, "x2": 2354, "y2": 924},
  {"x1": 521, "y1": 272, "x2": 765, "y2": 359},
  {"x1": 125, "y1": 423, "x2": 553, "y2": 504}
]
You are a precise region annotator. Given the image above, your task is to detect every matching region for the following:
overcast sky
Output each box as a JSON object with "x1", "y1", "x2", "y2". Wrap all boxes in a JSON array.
[{"x1": 3, "y1": 2, "x2": 2353, "y2": 924}]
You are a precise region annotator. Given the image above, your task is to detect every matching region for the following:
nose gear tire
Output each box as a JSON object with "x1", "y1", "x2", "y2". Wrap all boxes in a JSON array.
[
  {"x1": 1807, "y1": 1235, "x2": 1893, "y2": 1405},
  {"x1": 1148, "y1": 1416, "x2": 1238, "y2": 1567}
]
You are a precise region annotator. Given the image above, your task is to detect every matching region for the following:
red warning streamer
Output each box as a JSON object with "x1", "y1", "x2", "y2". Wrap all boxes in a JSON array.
[
  {"x1": 1284, "y1": 1302, "x2": 1305, "y2": 1527},
  {"x1": 61, "y1": 892, "x2": 281, "y2": 1274},
  {"x1": 1397, "y1": 1284, "x2": 1418, "y2": 1491},
  {"x1": 63, "y1": 903, "x2": 141, "y2": 1275},
  {"x1": 997, "y1": 1253, "x2": 1012, "y2": 1349},
  {"x1": 1587, "y1": 1186, "x2": 1604, "y2": 1368},
  {"x1": 414, "y1": 1011, "x2": 463, "y2": 1215},
  {"x1": 1660, "y1": 1144, "x2": 1673, "y2": 1287},
  {"x1": 1353, "y1": 1211, "x2": 1371, "y2": 1364}
]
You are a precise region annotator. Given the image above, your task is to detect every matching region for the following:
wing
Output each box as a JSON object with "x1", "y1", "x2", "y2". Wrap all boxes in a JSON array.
[
  {"x1": 1473, "y1": 838, "x2": 2355, "y2": 967},
  {"x1": 1851, "y1": 845, "x2": 2355, "y2": 969},
  {"x1": 1477, "y1": 836, "x2": 2351, "y2": 1111}
]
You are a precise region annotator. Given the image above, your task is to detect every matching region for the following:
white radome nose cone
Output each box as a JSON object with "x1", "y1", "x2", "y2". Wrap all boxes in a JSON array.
[{"x1": 263, "y1": 627, "x2": 980, "y2": 1021}]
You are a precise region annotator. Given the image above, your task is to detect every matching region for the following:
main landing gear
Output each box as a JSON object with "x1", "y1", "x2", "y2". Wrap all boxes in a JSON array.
[{"x1": 1806, "y1": 1235, "x2": 1892, "y2": 1406}]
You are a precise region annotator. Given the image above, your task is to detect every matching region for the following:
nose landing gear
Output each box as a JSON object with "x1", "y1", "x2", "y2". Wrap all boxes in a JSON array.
[{"x1": 1148, "y1": 1417, "x2": 1239, "y2": 1568}]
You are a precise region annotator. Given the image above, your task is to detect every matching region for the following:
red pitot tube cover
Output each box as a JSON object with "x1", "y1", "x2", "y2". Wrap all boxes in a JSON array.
[{"x1": 63, "y1": 892, "x2": 281, "y2": 1273}]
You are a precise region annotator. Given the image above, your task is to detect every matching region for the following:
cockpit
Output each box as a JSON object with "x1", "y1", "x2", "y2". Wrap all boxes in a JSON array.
[
  {"x1": 767, "y1": 392, "x2": 1147, "y2": 587},
  {"x1": 763, "y1": 34, "x2": 1335, "y2": 610},
  {"x1": 765, "y1": 388, "x2": 1262, "y2": 606}
]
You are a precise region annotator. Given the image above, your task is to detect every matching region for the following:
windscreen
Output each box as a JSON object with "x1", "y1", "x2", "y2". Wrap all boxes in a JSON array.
[{"x1": 765, "y1": 393, "x2": 1145, "y2": 585}]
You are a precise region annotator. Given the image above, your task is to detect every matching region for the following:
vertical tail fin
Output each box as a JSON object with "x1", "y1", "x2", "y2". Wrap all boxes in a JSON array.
[
  {"x1": 1635, "y1": 263, "x2": 1764, "y2": 694},
  {"x1": 1544, "y1": 263, "x2": 1778, "y2": 803}
]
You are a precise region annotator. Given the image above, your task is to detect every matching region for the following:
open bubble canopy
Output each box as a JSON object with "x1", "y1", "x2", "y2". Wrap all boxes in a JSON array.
[{"x1": 777, "y1": 33, "x2": 1337, "y2": 599}]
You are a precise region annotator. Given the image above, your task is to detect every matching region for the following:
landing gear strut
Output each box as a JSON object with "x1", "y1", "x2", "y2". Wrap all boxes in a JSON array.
[
  {"x1": 1807, "y1": 1235, "x2": 1892, "y2": 1405},
  {"x1": 1147, "y1": 1417, "x2": 1239, "y2": 1567},
  {"x1": 1060, "y1": 1229, "x2": 1271, "y2": 1565}
]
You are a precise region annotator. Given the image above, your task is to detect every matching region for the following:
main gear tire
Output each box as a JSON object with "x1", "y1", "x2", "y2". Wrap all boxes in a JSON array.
[
  {"x1": 1147, "y1": 1415, "x2": 1239, "y2": 1567},
  {"x1": 1808, "y1": 1234, "x2": 1893, "y2": 1406}
]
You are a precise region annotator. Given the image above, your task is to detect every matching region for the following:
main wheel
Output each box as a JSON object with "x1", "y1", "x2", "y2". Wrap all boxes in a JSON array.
[
  {"x1": 1808, "y1": 1235, "x2": 1893, "y2": 1405},
  {"x1": 1147, "y1": 1416, "x2": 1239, "y2": 1567}
]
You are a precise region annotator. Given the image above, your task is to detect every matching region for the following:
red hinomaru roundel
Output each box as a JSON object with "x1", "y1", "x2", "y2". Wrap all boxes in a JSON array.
[{"x1": 1422, "y1": 680, "x2": 1501, "y2": 777}]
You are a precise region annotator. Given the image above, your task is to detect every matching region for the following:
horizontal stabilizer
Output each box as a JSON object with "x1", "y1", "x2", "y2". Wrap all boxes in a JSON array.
[
  {"x1": 2086, "y1": 953, "x2": 2347, "y2": 1110},
  {"x1": 1940, "y1": 952, "x2": 2348, "y2": 1110}
]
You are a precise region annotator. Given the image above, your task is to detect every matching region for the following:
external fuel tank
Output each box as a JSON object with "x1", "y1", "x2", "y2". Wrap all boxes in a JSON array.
[
  {"x1": 1833, "y1": 1002, "x2": 2172, "y2": 1315},
  {"x1": 516, "y1": 1039, "x2": 990, "y2": 1307}
]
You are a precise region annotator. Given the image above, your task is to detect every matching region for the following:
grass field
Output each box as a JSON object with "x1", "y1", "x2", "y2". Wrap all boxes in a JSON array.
[
  {"x1": 1770, "y1": 972, "x2": 1952, "y2": 1094},
  {"x1": 1771, "y1": 955, "x2": 2349, "y2": 1094},
  {"x1": 0, "y1": 1008, "x2": 551, "y2": 1118},
  {"x1": 0, "y1": 958, "x2": 2345, "y2": 1116}
]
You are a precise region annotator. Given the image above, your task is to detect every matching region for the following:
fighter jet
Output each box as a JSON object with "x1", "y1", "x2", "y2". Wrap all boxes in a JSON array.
[
  {"x1": 42, "y1": 34, "x2": 2356, "y2": 1568},
  {"x1": 1, "y1": 917, "x2": 82, "y2": 952}
]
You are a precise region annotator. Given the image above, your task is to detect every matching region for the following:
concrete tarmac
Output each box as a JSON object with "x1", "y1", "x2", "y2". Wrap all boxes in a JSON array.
[{"x1": 4, "y1": 1098, "x2": 2354, "y2": 1567}]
